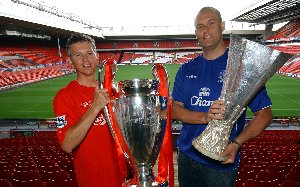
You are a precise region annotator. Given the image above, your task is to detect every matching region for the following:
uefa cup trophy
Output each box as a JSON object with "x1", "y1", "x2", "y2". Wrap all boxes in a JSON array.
[
  {"x1": 99, "y1": 61, "x2": 172, "y2": 187},
  {"x1": 192, "y1": 34, "x2": 293, "y2": 161}
]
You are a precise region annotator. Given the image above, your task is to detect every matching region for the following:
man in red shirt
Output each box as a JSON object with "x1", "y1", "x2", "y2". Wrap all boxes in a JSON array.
[{"x1": 53, "y1": 33, "x2": 125, "y2": 187}]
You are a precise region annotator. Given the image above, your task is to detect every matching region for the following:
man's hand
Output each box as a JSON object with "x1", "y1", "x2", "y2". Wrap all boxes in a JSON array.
[
  {"x1": 91, "y1": 83, "x2": 110, "y2": 111},
  {"x1": 205, "y1": 100, "x2": 225, "y2": 123},
  {"x1": 220, "y1": 141, "x2": 239, "y2": 164}
]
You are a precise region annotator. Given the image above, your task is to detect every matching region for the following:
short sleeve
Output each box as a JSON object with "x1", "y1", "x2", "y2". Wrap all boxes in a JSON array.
[
  {"x1": 248, "y1": 85, "x2": 272, "y2": 112},
  {"x1": 53, "y1": 89, "x2": 77, "y2": 145}
]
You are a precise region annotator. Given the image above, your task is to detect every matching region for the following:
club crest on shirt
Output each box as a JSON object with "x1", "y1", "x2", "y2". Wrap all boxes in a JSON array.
[
  {"x1": 161, "y1": 97, "x2": 167, "y2": 109},
  {"x1": 55, "y1": 115, "x2": 67, "y2": 128},
  {"x1": 199, "y1": 87, "x2": 210, "y2": 97},
  {"x1": 218, "y1": 70, "x2": 226, "y2": 83}
]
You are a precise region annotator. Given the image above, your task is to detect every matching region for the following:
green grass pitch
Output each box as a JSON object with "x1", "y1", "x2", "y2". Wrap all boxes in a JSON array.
[{"x1": 0, "y1": 64, "x2": 299, "y2": 119}]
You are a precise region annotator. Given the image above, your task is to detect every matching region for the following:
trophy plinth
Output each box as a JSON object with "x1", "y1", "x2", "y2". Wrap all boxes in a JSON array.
[{"x1": 192, "y1": 35, "x2": 293, "y2": 161}]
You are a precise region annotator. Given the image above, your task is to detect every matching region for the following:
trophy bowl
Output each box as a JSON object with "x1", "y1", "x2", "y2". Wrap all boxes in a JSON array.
[{"x1": 113, "y1": 79, "x2": 167, "y2": 187}]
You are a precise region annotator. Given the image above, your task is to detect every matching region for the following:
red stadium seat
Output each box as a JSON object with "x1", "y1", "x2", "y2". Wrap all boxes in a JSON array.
[
  {"x1": 0, "y1": 165, "x2": 14, "y2": 173},
  {"x1": 56, "y1": 159, "x2": 74, "y2": 174},
  {"x1": 243, "y1": 179, "x2": 280, "y2": 187},
  {"x1": 251, "y1": 161, "x2": 270, "y2": 171},
  {"x1": 294, "y1": 162, "x2": 300, "y2": 170},
  {"x1": 15, "y1": 164, "x2": 38, "y2": 172},
  {"x1": 12, "y1": 179, "x2": 45, "y2": 187},
  {"x1": 280, "y1": 180, "x2": 300, "y2": 187},
  {"x1": 13, "y1": 170, "x2": 41, "y2": 182},
  {"x1": 286, "y1": 170, "x2": 300, "y2": 182},
  {"x1": 39, "y1": 165, "x2": 62, "y2": 173},
  {"x1": 237, "y1": 170, "x2": 257, "y2": 179},
  {"x1": 256, "y1": 170, "x2": 285, "y2": 184},
  {"x1": 46, "y1": 179, "x2": 78, "y2": 187},
  {"x1": 41, "y1": 170, "x2": 69, "y2": 182},
  {"x1": 235, "y1": 178, "x2": 244, "y2": 187},
  {"x1": 279, "y1": 156, "x2": 298, "y2": 165},
  {"x1": 267, "y1": 163, "x2": 293, "y2": 175},
  {"x1": 37, "y1": 159, "x2": 59, "y2": 171},
  {"x1": 0, "y1": 171, "x2": 13, "y2": 182},
  {"x1": 0, "y1": 179, "x2": 13, "y2": 187}
]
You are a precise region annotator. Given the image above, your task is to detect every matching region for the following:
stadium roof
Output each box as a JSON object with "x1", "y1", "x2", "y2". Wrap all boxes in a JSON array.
[{"x1": 231, "y1": 0, "x2": 300, "y2": 25}]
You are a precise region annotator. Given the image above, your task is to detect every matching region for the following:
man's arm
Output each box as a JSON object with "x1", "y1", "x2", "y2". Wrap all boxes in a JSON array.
[
  {"x1": 171, "y1": 100, "x2": 225, "y2": 124},
  {"x1": 235, "y1": 107, "x2": 273, "y2": 144},
  {"x1": 61, "y1": 86, "x2": 110, "y2": 153},
  {"x1": 221, "y1": 107, "x2": 273, "y2": 164}
]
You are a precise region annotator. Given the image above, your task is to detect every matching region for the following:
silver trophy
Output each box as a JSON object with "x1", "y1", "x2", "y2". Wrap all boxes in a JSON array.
[
  {"x1": 192, "y1": 34, "x2": 293, "y2": 161},
  {"x1": 100, "y1": 62, "x2": 170, "y2": 187}
]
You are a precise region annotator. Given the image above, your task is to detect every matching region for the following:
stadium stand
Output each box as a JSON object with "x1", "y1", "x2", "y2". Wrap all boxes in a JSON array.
[
  {"x1": 262, "y1": 19, "x2": 300, "y2": 78},
  {"x1": 0, "y1": 39, "x2": 75, "y2": 91},
  {"x1": 96, "y1": 40, "x2": 202, "y2": 50},
  {"x1": 235, "y1": 130, "x2": 300, "y2": 187},
  {"x1": 266, "y1": 19, "x2": 300, "y2": 41},
  {"x1": 0, "y1": 128, "x2": 299, "y2": 187},
  {"x1": 0, "y1": 131, "x2": 77, "y2": 187}
]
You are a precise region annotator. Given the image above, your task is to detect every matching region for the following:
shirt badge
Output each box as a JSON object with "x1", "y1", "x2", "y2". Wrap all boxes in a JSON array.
[{"x1": 55, "y1": 115, "x2": 67, "y2": 128}]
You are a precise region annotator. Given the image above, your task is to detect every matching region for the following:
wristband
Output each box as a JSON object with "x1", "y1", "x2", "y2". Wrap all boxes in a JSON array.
[{"x1": 229, "y1": 139, "x2": 241, "y2": 149}]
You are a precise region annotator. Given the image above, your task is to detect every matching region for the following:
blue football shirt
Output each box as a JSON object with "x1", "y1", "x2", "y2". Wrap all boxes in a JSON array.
[{"x1": 172, "y1": 48, "x2": 272, "y2": 170}]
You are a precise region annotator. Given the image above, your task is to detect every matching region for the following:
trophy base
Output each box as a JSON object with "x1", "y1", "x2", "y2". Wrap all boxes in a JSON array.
[
  {"x1": 123, "y1": 181, "x2": 167, "y2": 187},
  {"x1": 192, "y1": 139, "x2": 227, "y2": 162}
]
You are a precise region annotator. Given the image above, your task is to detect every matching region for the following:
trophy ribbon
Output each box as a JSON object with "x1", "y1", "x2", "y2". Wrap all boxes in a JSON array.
[
  {"x1": 102, "y1": 59, "x2": 135, "y2": 182},
  {"x1": 153, "y1": 64, "x2": 174, "y2": 187}
]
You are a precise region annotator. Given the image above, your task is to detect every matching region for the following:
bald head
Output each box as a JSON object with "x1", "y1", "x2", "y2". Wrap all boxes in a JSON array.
[{"x1": 194, "y1": 7, "x2": 222, "y2": 27}]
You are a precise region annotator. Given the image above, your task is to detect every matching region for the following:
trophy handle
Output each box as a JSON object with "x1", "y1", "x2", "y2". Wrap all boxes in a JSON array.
[
  {"x1": 98, "y1": 61, "x2": 104, "y2": 89},
  {"x1": 98, "y1": 60, "x2": 136, "y2": 183},
  {"x1": 151, "y1": 64, "x2": 175, "y2": 187},
  {"x1": 98, "y1": 60, "x2": 114, "y2": 137},
  {"x1": 151, "y1": 64, "x2": 170, "y2": 97}
]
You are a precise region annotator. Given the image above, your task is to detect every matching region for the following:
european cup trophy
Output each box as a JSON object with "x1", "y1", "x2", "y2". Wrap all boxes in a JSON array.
[
  {"x1": 99, "y1": 61, "x2": 173, "y2": 187},
  {"x1": 192, "y1": 34, "x2": 293, "y2": 161}
]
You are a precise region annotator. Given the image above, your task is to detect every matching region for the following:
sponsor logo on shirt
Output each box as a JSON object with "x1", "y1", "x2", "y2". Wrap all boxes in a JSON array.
[
  {"x1": 185, "y1": 75, "x2": 197, "y2": 79},
  {"x1": 56, "y1": 115, "x2": 67, "y2": 128},
  {"x1": 93, "y1": 113, "x2": 106, "y2": 126},
  {"x1": 191, "y1": 87, "x2": 214, "y2": 106}
]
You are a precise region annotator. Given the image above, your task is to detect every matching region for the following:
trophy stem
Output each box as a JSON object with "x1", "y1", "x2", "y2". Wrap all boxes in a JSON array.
[
  {"x1": 137, "y1": 163, "x2": 153, "y2": 187},
  {"x1": 125, "y1": 163, "x2": 153, "y2": 187}
]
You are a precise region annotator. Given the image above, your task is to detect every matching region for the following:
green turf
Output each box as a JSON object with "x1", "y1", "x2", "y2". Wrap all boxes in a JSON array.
[
  {"x1": 0, "y1": 75, "x2": 75, "y2": 119},
  {"x1": 245, "y1": 74, "x2": 300, "y2": 117},
  {"x1": 265, "y1": 75, "x2": 300, "y2": 117},
  {"x1": 0, "y1": 65, "x2": 299, "y2": 119}
]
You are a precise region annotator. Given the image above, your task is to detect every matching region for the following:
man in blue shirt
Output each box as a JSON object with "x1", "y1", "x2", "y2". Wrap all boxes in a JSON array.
[{"x1": 171, "y1": 7, "x2": 273, "y2": 187}]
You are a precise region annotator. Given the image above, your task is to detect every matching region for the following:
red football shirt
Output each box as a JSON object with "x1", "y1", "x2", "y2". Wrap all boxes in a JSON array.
[{"x1": 53, "y1": 80, "x2": 123, "y2": 187}]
